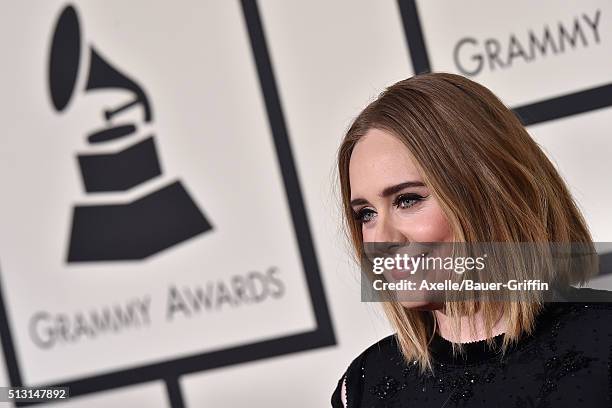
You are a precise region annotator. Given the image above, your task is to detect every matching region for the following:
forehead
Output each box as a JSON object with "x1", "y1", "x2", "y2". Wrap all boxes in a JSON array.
[{"x1": 349, "y1": 129, "x2": 421, "y2": 190}]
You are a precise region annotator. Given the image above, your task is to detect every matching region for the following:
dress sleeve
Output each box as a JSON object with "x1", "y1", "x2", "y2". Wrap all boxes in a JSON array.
[
  {"x1": 330, "y1": 351, "x2": 367, "y2": 407},
  {"x1": 330, "y1": 373, "x2": 346, "y2": 407}
]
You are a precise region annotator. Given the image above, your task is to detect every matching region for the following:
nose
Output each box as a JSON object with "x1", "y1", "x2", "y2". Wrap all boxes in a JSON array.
[
  {"x1": 363, "y1": 213, "x2": 408, "y2": 262},
  {"x1": 371, "y1": 213, "x2": 405, "y2": 244}
]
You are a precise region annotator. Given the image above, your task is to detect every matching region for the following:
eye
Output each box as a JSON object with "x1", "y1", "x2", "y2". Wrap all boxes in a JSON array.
[
  {"x1": 353, "y1": 208, "x2": 376, "y2": 224},
  {"x1": 393, "y1": 193, "x2": 424, "y2": 209}
]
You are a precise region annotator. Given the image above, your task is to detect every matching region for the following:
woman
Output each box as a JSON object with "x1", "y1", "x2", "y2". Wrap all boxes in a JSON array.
[{"x1": 331, "y1": 72, "x2": 612, "y2": 407}]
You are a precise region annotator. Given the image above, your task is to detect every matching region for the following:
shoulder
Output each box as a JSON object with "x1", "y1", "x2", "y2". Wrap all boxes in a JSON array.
[
  {"x1": 535, "y1": 288, "x2": 612, "y2": 353},
  {"x1": 346, "y1": 333, "x2": 400, "y2": 374},
  {"x1": 543, "y1": 287, "x2": 612, "y2": 326},
  {"x1": 331, "y1": 334, "x2": 401, "y2": 407},
  {"x1": 554, "y1": 285, "x2": 612, "y2": 302}
]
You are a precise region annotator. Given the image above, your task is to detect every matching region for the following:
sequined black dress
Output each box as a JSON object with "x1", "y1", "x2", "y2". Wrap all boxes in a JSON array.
[{"x1": 331, "y1": 288, "x2": 612, "y2": 407}]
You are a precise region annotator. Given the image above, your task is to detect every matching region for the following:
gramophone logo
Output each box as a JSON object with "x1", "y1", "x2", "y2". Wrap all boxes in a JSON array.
[{"x1": 48, "y1": 5, "x2": 212, "y2": 262}]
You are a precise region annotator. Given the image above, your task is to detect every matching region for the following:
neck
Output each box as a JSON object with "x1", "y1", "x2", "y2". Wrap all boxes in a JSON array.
[{"x1": 433, "y1": 307, "x2": 506, "y2": 343}]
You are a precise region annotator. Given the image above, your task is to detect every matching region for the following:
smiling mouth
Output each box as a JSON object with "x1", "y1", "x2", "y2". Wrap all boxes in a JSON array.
[{"x1": 389, "y1": 252, "x2": 429, "y2": 280}]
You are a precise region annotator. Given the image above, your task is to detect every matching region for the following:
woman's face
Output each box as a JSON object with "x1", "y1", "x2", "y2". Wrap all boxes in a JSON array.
[{"x1": 348, "y1": 128, "x2": 454, "y2": 308}]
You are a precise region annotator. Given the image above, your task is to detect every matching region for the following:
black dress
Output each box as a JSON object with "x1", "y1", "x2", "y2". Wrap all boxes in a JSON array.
[{"x1": 331, "y1": 287, "x2": 612, "y2": 407}]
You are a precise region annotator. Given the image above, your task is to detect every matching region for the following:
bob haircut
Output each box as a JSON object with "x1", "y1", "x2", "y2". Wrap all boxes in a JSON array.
[{"x1": 337, "y1": 72, "x2": 594, "y2": 372}]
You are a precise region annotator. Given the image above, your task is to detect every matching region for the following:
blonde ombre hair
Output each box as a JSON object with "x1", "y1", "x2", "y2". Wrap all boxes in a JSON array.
[{"x1": 337, "y1": 72, "x2": 594, "y2": 372}]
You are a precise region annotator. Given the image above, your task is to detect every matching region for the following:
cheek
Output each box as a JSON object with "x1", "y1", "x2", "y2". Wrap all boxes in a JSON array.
[{"x1": 396, "y1": 201, "x2": 453, "y2": 242}]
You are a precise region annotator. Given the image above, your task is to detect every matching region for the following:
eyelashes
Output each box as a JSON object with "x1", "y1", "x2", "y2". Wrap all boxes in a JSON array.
[
  {"x1": 352, "y1": 193, "x2": 426, "y2": 224},
  {"x1": 393, "y1": 193, "x2": 424, "y2": 209},
  {"x1": 353, "y1": 208, "x2": 376, "y2": 224}
]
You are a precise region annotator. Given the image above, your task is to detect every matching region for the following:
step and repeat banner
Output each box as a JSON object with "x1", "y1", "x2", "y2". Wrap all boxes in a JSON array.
[
  {"x1": 0, "y1": 0, "x2": 610, "y2": 406},
  {"x1": 0, "y1": 0, "x2": 334, "y2": 406}
]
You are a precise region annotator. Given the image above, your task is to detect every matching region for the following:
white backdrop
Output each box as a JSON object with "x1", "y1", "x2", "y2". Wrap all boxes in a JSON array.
[{"x1": 0, "y1": 1, "x2": 610, "y2": 406}]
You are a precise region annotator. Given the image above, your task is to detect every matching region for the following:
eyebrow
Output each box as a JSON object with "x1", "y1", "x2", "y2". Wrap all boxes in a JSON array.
[{"x1": 350, "y1": 181, "x2": 425, "y2": 207}]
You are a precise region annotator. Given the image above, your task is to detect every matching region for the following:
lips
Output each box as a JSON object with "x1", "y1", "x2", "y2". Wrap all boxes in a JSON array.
[
  {"x1": 389, "y1": 252, "x2": 428, "y2": 280},
  {"x1": 390, "y1": 267, "x2": 411, "y2": 280}
]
